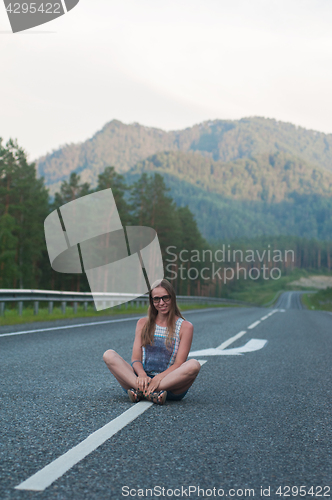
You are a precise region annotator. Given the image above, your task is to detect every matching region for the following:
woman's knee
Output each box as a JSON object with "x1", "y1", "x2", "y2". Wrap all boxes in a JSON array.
[
  {"x1": 103, "y1": 349, "x2": 117, "y2": 365},
  {"x1": 186, "y1": 359, "x2": 201, "y2": 377}
]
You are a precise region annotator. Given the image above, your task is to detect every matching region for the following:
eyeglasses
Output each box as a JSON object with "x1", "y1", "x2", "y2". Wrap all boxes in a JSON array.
[{"x1": 152, "y1": 295, "x2": 171, "y2": 304}]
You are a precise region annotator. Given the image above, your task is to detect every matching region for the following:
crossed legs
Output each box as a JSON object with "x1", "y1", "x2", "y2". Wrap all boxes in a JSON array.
[{"x1": 103, "y1": 349, "x2": 201, "y2": 395}]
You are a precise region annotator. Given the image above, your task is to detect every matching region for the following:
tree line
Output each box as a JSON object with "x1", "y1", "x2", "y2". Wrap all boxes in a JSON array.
[
  {"x1": 0, "y1": 139, "x2": 206, "y2": 294},
  {"x1": 0, "y1": 139, "x2": 331, "y2": 297}
]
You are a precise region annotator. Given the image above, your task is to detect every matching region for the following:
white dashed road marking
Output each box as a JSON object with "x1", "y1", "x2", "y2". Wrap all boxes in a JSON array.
[
  {"x1": 248, "y1": 320, "x2": 261, "y2": 329},
  {"x1": 217, "y1": 330, "x2": 247, "y2": 350},
  {"x1": 15, "y1": 358, "x2": 208, "y2": 492},
  {"x1": 16, "y1": 402, "x2": 153, "y2": 491},
  {"x1": 12, "y1": 310, "x2": 281, "y2": 491},
  {"x1": 189, "y1": 308, "x2": 282, "y2": 357}
]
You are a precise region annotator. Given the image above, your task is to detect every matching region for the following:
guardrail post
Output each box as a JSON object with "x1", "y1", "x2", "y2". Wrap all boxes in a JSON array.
[
  {"x1": 61, "y1": 301, "x2": 66, "y2": 314},
  {"x1": 18, "y1": 301, "x2": 23, "y2": 316},
  {"x1": 34, "y1": 301, "x2": 39, "y2": 315},
  {"x1": 73, "y1": 302, "x2": 77, "y2": 314},
  {"x1": 48, "y1": 301, "x2": 53, "y2": 314},
  {"x1": 0, "y1": 302, "x2": 4, "y2": 316},
  {"x1": 84, "y1": 301, "x2": 88, "y2": 312}
]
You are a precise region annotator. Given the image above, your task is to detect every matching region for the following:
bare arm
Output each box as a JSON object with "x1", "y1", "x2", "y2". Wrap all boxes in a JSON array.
[{"x1": 131, "y1": 317, "x2": 151, "y2": 391}]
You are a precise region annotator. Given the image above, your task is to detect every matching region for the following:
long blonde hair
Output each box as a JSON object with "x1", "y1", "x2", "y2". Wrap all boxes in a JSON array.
[{"x1": 141, "y1": 279, "x2": 184, "y2": 347}]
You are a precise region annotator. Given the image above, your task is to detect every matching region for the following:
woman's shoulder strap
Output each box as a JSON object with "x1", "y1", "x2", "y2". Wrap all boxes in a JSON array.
[{"x1": 175, "y1": 317, "x2": 185, "y2": 334}]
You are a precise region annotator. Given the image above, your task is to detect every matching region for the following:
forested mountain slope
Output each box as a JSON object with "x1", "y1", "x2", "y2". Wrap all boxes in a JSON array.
[
  {"x1": 125, "y1": 148, "x2": 332, "y2": 241},
  {"x1": 37, "y1": 117, "x2": 332, "y2": 191},
  {"x1": 37, "y1": 117, "x2": 332, "y2": 241},
  {"x1": 125, "y1": 170, "x2": 332, "y2": 242},
  {"x1": 131, "y1": 150, "x2": 332, "y2": 203}
]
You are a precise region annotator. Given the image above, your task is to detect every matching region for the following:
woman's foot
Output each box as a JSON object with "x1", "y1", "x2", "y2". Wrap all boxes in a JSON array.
[
  {"x1": 143, "y1": 390, "x2": 167, "y2": 405},
  {"x1": 127, "y1": 389, "x2": 143, "y2": 403}
]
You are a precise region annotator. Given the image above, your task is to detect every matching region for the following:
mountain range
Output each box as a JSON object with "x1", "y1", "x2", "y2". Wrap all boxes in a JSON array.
[{"x1": 36, "y1": 117, "x2": 332, "y2": 242}]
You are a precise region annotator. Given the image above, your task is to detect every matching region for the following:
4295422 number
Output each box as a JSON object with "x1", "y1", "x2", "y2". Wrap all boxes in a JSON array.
[
  {"x1": 275, "y1": 485, "x2": 331, "y2": 497},
  {"x1": 5, "y1": 3, "x2": 61, "y2": 14}
]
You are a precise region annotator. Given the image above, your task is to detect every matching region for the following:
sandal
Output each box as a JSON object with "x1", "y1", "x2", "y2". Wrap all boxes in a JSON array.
[
  {"x1": 127, "y1": 389, "x2": 143, "y2": 403},
  {"x1": 143, "y1": 390, "x2": 167, "y2": 405}
]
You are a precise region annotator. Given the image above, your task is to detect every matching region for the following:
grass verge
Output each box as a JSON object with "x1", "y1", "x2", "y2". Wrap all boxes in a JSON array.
[
  {"x1": 302, "y1": 288, "x2": 332, "y2": 312},
  {"x1": 0, "y1": 302, "x2": 238, "y2": 327},
  {"x1": 227, "y1": 268, "x2": 326, "y2": 306}
]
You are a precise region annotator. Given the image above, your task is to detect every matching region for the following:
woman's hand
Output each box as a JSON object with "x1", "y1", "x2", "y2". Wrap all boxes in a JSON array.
[
  {"x1": 144, "y1": 374, "x2": 163, "y2": 395},
  {"x1": 136, "y1": 375, "x2": 151, "y2": 392}
]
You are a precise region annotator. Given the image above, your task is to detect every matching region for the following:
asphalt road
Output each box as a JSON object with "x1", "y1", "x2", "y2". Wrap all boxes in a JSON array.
[
  {"x1": 1, "y1": 292, "x2": 331, "y2": 500},
  {"x1": 275, "y1": 291, "x2": 307, "y2": 310}
]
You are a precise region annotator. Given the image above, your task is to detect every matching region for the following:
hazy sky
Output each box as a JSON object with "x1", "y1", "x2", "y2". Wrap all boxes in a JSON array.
[{"x1": 1, "y1": 0, "x2": 332, "y2": 161}]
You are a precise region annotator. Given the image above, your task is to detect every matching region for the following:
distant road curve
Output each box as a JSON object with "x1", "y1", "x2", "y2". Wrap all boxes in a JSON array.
[{"x1": 274, "y1": 291, "x2": 310, "y2": 310}]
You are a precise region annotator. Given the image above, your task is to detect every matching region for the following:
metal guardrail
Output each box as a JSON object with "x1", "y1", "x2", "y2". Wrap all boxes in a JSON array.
[{"x1": 0, "y1": 289, "x2": 248, "y2": 316}]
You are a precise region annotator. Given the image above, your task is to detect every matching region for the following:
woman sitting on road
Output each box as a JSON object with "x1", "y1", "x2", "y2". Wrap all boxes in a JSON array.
[{"x1": 103, "y1": 279, "x2": 201, "y2": 405}]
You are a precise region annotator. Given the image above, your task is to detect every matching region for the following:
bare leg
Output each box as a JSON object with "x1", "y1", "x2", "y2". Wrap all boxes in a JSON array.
[
  {"x1": 158, "y1": 359, "x2": 201, "y2": 394},
  {"x1": 103, "y1": 349, "x2": 137, "y2": 390}
]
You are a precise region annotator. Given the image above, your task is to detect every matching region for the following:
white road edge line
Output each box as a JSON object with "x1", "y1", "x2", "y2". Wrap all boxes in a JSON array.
[
  {"x1": 0, "y1": 307, "x2": 227, "y2": 339},
  {"x1": 217, "y1": 331, "x2": 247, "y2": 350},
  {"x1": 15, "y1": 359, "x2": 208, "y2": 491},
  {"x1": 0, "y1": 316, "x2": 145, "y2": 338}
]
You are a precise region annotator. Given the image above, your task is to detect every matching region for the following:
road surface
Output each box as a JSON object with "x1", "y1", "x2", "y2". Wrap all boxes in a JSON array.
[{"x1": 1, "y1": 292, "x2": 331, "y2": 499}]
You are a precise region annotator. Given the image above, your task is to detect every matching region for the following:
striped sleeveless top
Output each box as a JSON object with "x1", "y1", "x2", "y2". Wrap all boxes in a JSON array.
[{"x1": 142, "y1": 318, "x2": 184, "y2": 375}]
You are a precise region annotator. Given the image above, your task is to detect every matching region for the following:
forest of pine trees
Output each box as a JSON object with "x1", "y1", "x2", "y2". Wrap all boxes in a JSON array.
[{"x1": 0, "y1": 138, "x2": 331, "y2": 297}]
